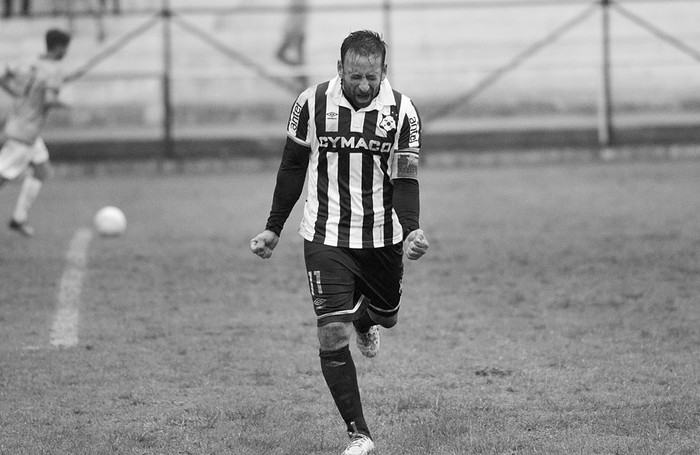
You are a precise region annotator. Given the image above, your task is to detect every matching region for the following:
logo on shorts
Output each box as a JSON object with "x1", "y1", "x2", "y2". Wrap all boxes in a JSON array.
[{"x1": 313, "y1": 298, "x2": 327, "y2": 309}]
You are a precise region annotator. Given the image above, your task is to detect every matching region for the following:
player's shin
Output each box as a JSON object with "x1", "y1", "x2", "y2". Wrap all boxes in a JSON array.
[
  {"x1": 12, "y1": 175, "x2": 42, "y2": 223},
  {"x1": 319, "y1": 345, "x2": 371, "y2": 439}
]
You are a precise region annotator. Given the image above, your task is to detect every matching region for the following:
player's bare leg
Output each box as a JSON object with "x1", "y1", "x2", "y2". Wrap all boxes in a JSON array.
[
  {"x1": 9, "y1": 173, "x2": 41, "y2": 237},
  {"x1": 318, "y1": 321, "x2": 375, "y2": 454},
  {"x1": 0, "y1": 175, "x2": 32, "y2": 236},
  {"x1": 9, "y1": 164, "x2": 47, "y2": 237}
]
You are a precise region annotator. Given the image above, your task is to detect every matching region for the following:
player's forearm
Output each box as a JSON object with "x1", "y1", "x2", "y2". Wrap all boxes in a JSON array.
[
  {"x1": 392, "y1": 178, "x2": 420, "y2": 240},
  {"x1": 265, "y1": 138, "x2": 310, "y2": 236},
  {"x1": 0, "y1": 78, "x2": 18, "y2": 97},
  {"x1": 64, "y1": 69, "x2": 82, "y2": 84}
]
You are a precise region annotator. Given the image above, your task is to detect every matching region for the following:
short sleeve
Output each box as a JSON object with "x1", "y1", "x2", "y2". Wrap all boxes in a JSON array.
[
  {"x1": 0, "y1": 61, "x2": 21, "y2": 96},
  {"x1": 286, "y1": 87, "x2": 313, "y2": 146},
  {"x1": 390, "y1": 96, "x2": 421, "y2": 179},
  {"x1": 397, "y1": 98, "x2": 421, "y2": 152}
]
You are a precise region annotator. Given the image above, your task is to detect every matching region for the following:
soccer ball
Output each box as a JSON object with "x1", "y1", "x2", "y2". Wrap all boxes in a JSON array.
[{"x1": 94, "y1": 206, "x2": 127, "y2": 237}]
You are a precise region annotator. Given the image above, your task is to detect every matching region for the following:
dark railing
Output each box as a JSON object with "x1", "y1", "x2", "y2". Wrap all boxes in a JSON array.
[{"x1": 3, "y1": 0, "x2": 700, "y2": 160}]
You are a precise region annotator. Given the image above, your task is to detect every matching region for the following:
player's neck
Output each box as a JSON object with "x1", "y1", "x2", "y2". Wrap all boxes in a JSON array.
[
  {"x1": 342, "y1": 88, "x2": 376, "y2": 112},
  {"x1": 41, "y1": 52, "x2": 62, "y2": 62}
]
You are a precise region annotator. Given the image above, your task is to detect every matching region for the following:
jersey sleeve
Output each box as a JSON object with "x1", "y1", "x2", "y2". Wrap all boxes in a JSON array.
[
  {"x1": 390, "y1": 96, "x2": 421, "y2": 180},
  {"x1": 397, "y1": 97, "x2": 421, "y2": 152},
  {"x1": 286, "y1": 87, "x2": 313, "y2": 147},
  {"x1": 0, "y1": 63, "x2": 11, "y2": 94},
  {"x1": 0, "y1": 61, "x2": 21, "y2": 97}
]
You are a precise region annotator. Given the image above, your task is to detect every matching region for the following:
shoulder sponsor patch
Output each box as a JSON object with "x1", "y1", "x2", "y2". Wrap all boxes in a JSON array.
[
  {"x1": 408, "y1": 115, "x2": 420, "y2": 147},
  {"x1": 288, "y1": 101, "x2": 304, "y2": 135}
]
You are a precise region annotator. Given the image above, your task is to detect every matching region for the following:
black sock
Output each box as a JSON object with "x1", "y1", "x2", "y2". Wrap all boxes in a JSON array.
[
  {"x1": 319, "y1": 345, "x2": 371, "y2": 438},
  {"x1": 353, "y1": 310, "x2": 375, "y2": 334}
]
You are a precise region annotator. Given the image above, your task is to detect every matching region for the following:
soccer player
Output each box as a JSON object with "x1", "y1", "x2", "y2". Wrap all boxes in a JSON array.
[
  {"x1": 276, "y1": 0, "x2": 307, "y2": 67},
  {"x1": 251, "y1": 30, "x2": 429, "y2": 455},
  {"x1": 0, "y1": 28, "x2": 71, "y2": 237}
]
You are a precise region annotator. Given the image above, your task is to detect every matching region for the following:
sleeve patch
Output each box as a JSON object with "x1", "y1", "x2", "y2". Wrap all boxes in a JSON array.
[
  {"x1": 287, "y1": 101, "x2": 304, "y2": 137},
  {"x1": 396, "y1": 153, "x2": 419, "y2": 178},
  {"x1": 407, "y1": 115, "x2": 420, "y2": 148}
]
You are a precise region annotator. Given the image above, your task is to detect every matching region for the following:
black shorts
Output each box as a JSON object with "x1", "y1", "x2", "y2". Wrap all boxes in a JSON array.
[{"x1": 303, "y1": 240, "x2": 404, "y2": 326}]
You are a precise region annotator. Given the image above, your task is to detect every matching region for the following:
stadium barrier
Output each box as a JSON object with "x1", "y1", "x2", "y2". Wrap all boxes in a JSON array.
[{"x1": 1, "y1": 0, "x2": 700, "y2": 163}]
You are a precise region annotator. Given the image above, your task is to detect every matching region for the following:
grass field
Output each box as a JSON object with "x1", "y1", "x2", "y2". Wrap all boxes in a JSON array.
[{"x1": 1, "y1": 156, "x2": 699, "y2": 455}]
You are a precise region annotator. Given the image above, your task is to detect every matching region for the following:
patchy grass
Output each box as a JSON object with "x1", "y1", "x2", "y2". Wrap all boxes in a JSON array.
[{"x1": 1, "y1": 158, "x2": 699, "y2": 454}]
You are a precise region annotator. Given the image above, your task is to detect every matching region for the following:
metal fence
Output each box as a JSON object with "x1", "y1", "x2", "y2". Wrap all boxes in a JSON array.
[{"x1": 2, "y1": 0, "x2": 700, "y2": 159}]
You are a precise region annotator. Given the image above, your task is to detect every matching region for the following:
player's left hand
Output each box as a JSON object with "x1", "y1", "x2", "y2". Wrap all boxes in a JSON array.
[{"x1": 405, "y1": 229, "x2": 429, "y2": 260}]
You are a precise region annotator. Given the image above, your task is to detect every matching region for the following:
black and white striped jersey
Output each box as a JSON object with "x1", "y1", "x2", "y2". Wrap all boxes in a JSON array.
[{"x1": 286, "y1": 76, "x2": 421, "y2": 249}]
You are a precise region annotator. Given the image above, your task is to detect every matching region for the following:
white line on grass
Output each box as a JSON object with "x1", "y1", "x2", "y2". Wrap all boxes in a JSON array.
[{"x1": 50, "y1": 227, "x2": 93, "y2": 348}]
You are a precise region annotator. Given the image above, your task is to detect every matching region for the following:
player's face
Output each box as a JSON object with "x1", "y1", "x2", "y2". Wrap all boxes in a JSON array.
[
  {"x1": 338, "y1": 51, "x2": 386, "y2": 109},
  {"x1": 48, "y1": 44, "x2": 69, "y2": 61}
]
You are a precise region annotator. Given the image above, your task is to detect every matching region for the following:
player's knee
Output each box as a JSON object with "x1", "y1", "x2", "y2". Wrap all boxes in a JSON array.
[{"x1": 317, "y1": 322, "x2": 352, "y2": 351}]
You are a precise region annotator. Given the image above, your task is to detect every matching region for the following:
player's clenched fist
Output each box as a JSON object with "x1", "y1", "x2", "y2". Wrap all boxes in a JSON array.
[
  {"x1": 250, "y1": 230, "x2": 279, "y2": 259},
  {"x1": 404, "y1": 229, "x2": 429, "y2": 260}
]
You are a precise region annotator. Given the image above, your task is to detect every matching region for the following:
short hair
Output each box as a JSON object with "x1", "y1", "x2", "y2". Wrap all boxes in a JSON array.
[
  {"x1": 45, "y1": 28, "x2": 71, "y2": 51},
  {"x1": 340, "y1": 30, "x2": 387, "y2": 66}
]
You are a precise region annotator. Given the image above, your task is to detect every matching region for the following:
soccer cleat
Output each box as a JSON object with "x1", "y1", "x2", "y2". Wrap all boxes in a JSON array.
[
  {"x1": 8, "y1": 219, "x2": 34, "y2": 237},
  {"x1": 355, "y1": 325, "x2": 380, "y2": 358},
  {"x1": 343, "y1": 432, "x2": 375, "y2": 455}
]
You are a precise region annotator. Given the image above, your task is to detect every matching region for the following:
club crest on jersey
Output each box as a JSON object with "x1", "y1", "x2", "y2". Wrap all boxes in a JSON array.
[{"x1": 379, "y1": 113, "x2": 396, "y2": 134}]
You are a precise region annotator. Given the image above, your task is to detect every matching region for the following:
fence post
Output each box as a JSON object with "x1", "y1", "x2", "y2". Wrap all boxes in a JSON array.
[
  {"x1": 383, "y1": 0, "x2": 392, "y2": 72},
  {"x1": 598, "y1": 0, "x2": 613, "y2": 149},
  {"x1": 161, "y1": 0, "x2": 175, "y2": 171}
]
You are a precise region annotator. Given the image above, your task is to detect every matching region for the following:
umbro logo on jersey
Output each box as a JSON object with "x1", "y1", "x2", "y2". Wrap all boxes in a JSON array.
[{"x1": 327, "y1": 112, "x2": 338, "y2": 118}]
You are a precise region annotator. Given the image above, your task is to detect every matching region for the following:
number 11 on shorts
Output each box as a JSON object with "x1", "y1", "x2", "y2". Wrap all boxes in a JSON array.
[{"x1": 307, "y1": 270, "x2": 323, "y2": 295}]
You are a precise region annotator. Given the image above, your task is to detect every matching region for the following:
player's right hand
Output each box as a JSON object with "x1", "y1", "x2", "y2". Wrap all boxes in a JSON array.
[{"x1": 250, "y1": 230, "x2": 279, "y2": 259}]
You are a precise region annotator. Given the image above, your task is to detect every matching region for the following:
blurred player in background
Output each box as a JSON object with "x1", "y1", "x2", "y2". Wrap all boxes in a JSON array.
[
  {"x1": 251, "y1": 30, "x2": 429, "y2": 455},
  {"x1": 276, "y1": 0, "x2": 309, "y2": 90},
  {"x1": 276, "y1": 0, "x2": 307, "y2": 67},
  {"x1": 0, "y1": 28, "x2": 71, "y2": 237}
]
